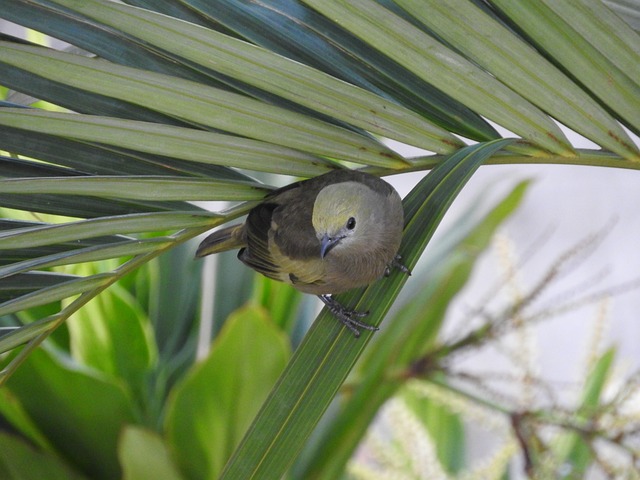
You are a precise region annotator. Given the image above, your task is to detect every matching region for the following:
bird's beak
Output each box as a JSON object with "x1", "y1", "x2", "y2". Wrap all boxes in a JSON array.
[{"x1": 320, "y1": 234, "x2": 339, "y2": 259}]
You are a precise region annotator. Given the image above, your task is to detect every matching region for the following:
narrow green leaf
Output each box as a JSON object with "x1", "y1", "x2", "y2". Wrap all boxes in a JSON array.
[
  {"x1": 556, "y1": 348, "x2": 616, "y2": 479},
  {"x1": 0, "y1": 273, "x2": 115, "y2": 317},
  {"x1": 4, "y1": 347, "x2": 137, "y2": 479},
  {"x1": 604, "y1": 0, "x2": 640, "y2": 33},
  {"x1": 118, "y1": 427, "x2": 184, "y2": 480},
  {"x1": 0, "y1": 211, "x2": 220, "y2": 250},
  {"x1": 301, "y1": 0, "x2": 574, "y2": 155},
  {"x1": 0, "y1": 176, "x2": 270, "y2": 201},
  {"x1": 47, "y1": 0, "x2": 465, "y2": 154},
  {"x1": 491, "y1": 0, "x2": 640, "y2": 134},
  {"x1": 0, "y1": 125, "x2": 254, "y2": 179},
  {"x1": 301, "y1": 179, "x2": 529, "y2": 478},
  {"x1": 402, "y1": 381, "x2": 465, "y2": 474},
  {"x1": 0, "y1": 316, "x2": 58, "y2": 354},
  {"x1": 394, "y1": 0, "x2": 639, "y2": 161},
  {"x1": 0, "y1": 109, "x2": 337, "y2": 177},
  {"x1": 559, "y1": 0, "x2": 640, "y2": 82},
  {"x1": 166, "y1": 0, "x2": 499, "y2": 141},
  {"x1": 0, "y1": 272, "x2": 80, "y2": 303},
  {"x1": 220, "y1": 139, "x2": 514, "y2": 479},
  {"x1": 0, "y1": 238, "x2": 173, "y2": 279},
  {"x1": 0, "y1": 0, "x2": 229, "y2": 88},
  {"x1": 0, "y1": 43, "x2": 406, "y2": 168},
  {"x1": 165, "y1": 305, "x2": 290, "y2": 480}
]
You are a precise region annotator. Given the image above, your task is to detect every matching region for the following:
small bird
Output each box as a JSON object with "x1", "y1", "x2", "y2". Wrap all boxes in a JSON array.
[{"x1": 196, "y1": 169, "x2": 408, "y2": 337}]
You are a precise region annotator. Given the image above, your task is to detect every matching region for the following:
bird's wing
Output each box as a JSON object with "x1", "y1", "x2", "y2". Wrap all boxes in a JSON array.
[
  {"x1": 239, "y1": 202, "x2": 281, "y2": 278},
  {"x1": 240, "y1": 198, "x2": 328, "y2": 289}
]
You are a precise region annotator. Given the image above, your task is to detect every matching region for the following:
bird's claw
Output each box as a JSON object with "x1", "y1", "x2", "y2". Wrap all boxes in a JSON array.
[
  {"x1": 384, "y1": 254, "x2": 412, "y2": 277},
  {"x1": 319, "y1": 294, "x2": 377, "y2": 338}
]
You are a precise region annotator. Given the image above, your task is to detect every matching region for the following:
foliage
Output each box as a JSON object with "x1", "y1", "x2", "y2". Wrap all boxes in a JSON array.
[{"x1": 0, "y1": 1, "x2": 638, "y2": 478}]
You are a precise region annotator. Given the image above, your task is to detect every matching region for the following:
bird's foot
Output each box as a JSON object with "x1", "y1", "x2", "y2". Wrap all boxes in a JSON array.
[
  {"x1": 384, "y1": 254, "x2": 412, "y2": 277},
  {"x1": 319, "y1": 294, "x2": 377, "y2": 338}
]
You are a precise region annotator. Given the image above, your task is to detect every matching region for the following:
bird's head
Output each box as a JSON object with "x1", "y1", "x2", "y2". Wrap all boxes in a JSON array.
[{"x1": 312, "y1": 182, "x2": 380, "y2": 259}]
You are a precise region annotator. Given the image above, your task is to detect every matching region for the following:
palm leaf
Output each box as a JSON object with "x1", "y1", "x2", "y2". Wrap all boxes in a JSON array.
[{"x1": 0, "y1": 0, "x2": 638, "y2": 475}]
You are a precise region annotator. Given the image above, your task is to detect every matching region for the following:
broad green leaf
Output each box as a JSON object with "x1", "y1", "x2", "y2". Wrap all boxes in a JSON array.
[
  {"x1": 300, "y1": 180, "x2": 529, "y2": 478},
  {"x1": 165, "y1": 305, "x2": 290, "y2": 480},
  {"x1": 394, "y1": 0, "x2": 639, "y2": 161},
  {"x1": 0, "y1": 176, "x2": 270, "y2": 201},
  {"x1": 118, "y1": 427, "x2": 184, "y2": 480},
  {"x1": 0, "y1": 432, "x2": 87, "y2": 480},
  {"x1": 46, "y1": 0, "x2": 465, "y2": 155},
  {"x1": 491, "y1": 0, "x2": 640, "y2": 134},
  {"x1": 0, "y1": 388, "x2": 54, "y2": 451},
  {"x1": 0, "y1": 109, "x2": 337, "y2": 177},
  {"x1": 220, "y1": 139, "x2": 514, "y2": 479},
  {"x1": 67, "y1": 281, "x2": 157, "y2": 395},
  {"x1": 301, "y1": 0, "x2": 573, "y2": 156},
  {"x1": 251, "y1": 275, "x2": 304, "y2": 334},
  {"x1": 4, "y1": 347, "x2": 137, "y2": 479}
]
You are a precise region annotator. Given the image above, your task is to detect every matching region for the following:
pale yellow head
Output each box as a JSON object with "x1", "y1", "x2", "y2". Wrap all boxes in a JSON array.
[{"x1": 311, "y1": 181, "x2": 403, "y2": 261}]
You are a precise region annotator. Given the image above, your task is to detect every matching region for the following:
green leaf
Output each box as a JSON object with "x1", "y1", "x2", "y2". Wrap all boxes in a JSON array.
[
  {"x1": 0, "y1": 176, "x2": 270, "y2": 202},
  {"x1": 141, "y1": 246, "x2": 202, "y2": 368},
  {"x1": 0, "y1": 317, "x2": 58, "y2": 355},
  {"x1": 43, "y1": 0, "x2": 464, "y2": 155},
  {"x1": 491, "y1": 0, "x2": 640, "y2": 135},
  {"x1": 165, "y1": 305, "x2": 290, "y2": 480},
  {"x1": 67, "y1": 281, "x2": 157, "y2": 395},
  {"x1": 0, "y1": 388, "x2": 54, "y2": 451},
  {"x1": 401, "y1": 380, "x2": 465, "y2": 473},
  {"x1": 0, "y1": 432, "x2": 87, "y2": 480},
  {"x1": 0, "y1": 273, "x2": 115, "y2": 317},
  {"x1": 0, "y1": 126, "x2": 253, "y2": 179},
  {"x1": 118, "y1": 426, "x2": 184, "y2": 480},
  {"x1": 153, "y1": 0, "x2": 499, "y2": 141},
  {"x1": 220, "y1": 139, "x2": 514, "y2": 479},
  {"x1": 299, "y1": 179, "x2": 529, "y2": 478},
  {"x1": 394, "y1": 0, "x2": 640, "y2": 161},
  {"x1": 0, "y1": 238, "x2": 174, "y2": 278},
  {"x1": 300, "y1": 0, "x2": 574, "y2": 155},
  {"x1": 555, "y1": 348, "x2": 616, "y2": 478},
  {"x1": 0, "y1": 271, "x2": 79, "y2": 301},
  {"x1": 0, "y1": 43, "x2": 408, "y2": 168},
  {"x1": 0, "y1": 109, "x2": 338, "y2": 177},
  {"x1": 0, "y1": 211, "x2": 219, "y2": 250},
  {"x1": 251, "y1": 275, "x2": 304, "y2": 334},
  {"x1": 4, "y1": 347, "x2": 137, "y2": 479}
]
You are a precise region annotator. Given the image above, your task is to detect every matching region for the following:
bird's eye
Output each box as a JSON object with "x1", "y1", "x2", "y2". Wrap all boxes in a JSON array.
[{"x1": 346, "y1": 217, "x2": 356, "y2": 230}]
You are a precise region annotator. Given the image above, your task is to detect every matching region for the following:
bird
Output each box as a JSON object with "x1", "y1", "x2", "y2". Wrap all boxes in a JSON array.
[{"x1": 196, "y1": 169, "x2": 409, "y2": 337}]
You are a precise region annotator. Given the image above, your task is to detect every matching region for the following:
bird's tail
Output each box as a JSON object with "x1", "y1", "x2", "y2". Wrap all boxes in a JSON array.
[{"x1": 195, "y1": 223, "x2": 245, "y2": 257}]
